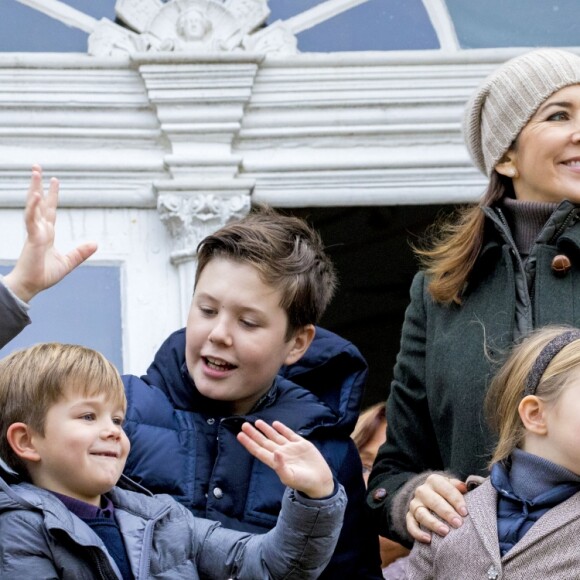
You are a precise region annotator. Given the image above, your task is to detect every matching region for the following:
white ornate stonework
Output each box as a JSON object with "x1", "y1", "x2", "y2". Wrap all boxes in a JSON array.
[
  {"x1": 157, "y1": 190, "x2": 250, "y2": 265},
  {"x1": 156, "y1": 185, "x2": 251, "y2": 317},
  {"x1": 88, "y1": 0, "x2": 299, "y2": 56}
]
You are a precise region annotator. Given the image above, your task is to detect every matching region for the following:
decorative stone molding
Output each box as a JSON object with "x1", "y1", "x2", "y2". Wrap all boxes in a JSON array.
[
  {"x1": 155, "y1": 179, "x2": 252, "y2": 317},
  {"x1": 89, "y1": 0, "x2": 300, "y2": 56},
  {"x1": 134, "y1": 55, "x2": 261, "y2": 179},
  {"x1": 156, "y1": 186, "x2": 251, "y2": 265}
]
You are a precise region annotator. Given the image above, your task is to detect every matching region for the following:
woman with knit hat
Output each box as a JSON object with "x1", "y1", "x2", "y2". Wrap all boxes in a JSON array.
[{"x1": 366, "y1": 48, "x2": 580, "y2": 550}]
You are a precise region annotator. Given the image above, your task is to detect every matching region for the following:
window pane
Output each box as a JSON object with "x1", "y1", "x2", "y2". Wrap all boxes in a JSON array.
[
  {"x1": 446, "y1": 0, "x2": 580, "y2": 49},
  {"x1": 268, "y1": 0, "x2": 439, "y2": 51},
  {"x1": 0, "y1": 265, "x2": 123, "y2": 371},
  {"x1": 1, "y1": 0, "x2": 116, "y2": 52}
]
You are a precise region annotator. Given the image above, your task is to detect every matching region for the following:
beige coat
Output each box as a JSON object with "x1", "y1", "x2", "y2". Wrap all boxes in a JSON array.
[{"x1": 407, "y1": 478, "x2": 580, "y2": 580}]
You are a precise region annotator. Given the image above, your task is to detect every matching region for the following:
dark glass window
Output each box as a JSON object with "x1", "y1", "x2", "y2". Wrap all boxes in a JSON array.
[{"x1": 0, "y1": 264, "x2": 123, "y2": 371}]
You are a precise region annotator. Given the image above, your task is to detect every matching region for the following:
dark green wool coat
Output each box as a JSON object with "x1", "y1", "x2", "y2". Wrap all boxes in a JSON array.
[{"x1": 367, "y1": 201, "x2": 580, "y2": 545}]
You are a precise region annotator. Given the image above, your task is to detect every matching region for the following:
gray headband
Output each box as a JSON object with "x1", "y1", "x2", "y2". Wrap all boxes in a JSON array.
[{"x1": 523, "y1": 330, "x2": 580, "y2": 397}]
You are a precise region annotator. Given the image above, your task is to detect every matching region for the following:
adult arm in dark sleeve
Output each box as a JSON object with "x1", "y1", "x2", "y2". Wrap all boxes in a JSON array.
[
  {"x1": 366, "y1": 272, "x2": 448, "y2": 546},
  {"x1": 0, "y1": 280, "x2": 30, "y2": 348}
]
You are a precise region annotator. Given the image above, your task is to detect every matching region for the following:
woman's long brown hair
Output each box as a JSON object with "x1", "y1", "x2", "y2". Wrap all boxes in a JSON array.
[{"x1": 416, "y1": 172, "x2": 512, "y2": 304}]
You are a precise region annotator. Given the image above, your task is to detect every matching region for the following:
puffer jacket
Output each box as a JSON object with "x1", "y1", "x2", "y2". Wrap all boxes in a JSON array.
[
  {"x1": 0, "y1": 278, "x2": 30, "y2": 348},
  {"x1": 0, "y1": 472, "x2": 347, "y2": 579},
  {"x1": 368, "y1": 201, "x2": 580, "y2": 545},
  {"x1": 122, "y1": 326, "x2": 382, "y2": 579}
]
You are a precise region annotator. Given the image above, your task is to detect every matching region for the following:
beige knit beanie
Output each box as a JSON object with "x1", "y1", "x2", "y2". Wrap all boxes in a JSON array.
[{"x1": 463, "y1": 48, "x2": 580, "y2": 176}]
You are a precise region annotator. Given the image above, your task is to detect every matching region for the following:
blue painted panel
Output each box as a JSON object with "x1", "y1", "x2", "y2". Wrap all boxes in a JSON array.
[
  {"x1": 446, "y1": 0, "x2": 580, "y2": 49},
  {"x1": 1, "y1": 0, "x2": 116, "y2": 52},
  {"x1": 268, "y1": 0, "x2": 439, "y2": 51},
  {"x1": 0, "y1": 265, "x2": 123, "y2": 372}
]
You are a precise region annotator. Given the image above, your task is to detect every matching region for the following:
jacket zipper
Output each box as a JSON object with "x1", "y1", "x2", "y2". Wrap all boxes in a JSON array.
[
  {"x1": 92, "y1": 548, "x2": 119, "y2": 579},
  {"x1": 547, "y1": 208, "x2": 578, "y2": 245},
  {"x1": 494, "y1": 207, "x2": 535, "y2": 325}
]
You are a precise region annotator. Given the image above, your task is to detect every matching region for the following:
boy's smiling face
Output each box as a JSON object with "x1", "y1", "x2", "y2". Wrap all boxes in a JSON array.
[
  {"x1": 185, "y1": 257, "x2": 312, "y2": 415},
  {"x1": 27, "y1": 389, "x2": 130, "y2": 506}
]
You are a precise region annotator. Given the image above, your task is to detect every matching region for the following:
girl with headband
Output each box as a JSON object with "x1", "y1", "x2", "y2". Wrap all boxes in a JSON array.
[{"x1": 407, "y1": 326, "x2": 580, "y2": 579}]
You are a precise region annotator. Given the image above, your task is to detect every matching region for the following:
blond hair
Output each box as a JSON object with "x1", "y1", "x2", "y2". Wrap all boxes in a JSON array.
[
  {"x1": 0, "y1": 343, "x2": 125, "y2": 475},
  {"x1": 485, "y1": 326, "x2": 580, "y2": 466}
]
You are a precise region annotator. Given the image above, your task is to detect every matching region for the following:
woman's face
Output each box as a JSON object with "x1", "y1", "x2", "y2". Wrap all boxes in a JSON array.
[{"x1": 499, "y1": 84, "x2": 580, "y2": 203}]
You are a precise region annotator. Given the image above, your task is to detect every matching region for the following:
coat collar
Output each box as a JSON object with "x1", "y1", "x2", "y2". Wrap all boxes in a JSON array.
[
  {"x1": 466, "y1": 477, "x2": 580, "y2": 566},
  {"x1": 138, "y1": 325, "x2": 368, "y2": 435},
  {"x1": 504, "y1": 491, "x2": 580, "y2": 562},
  {"x1": 481, "y1": 200, "x2": 580, "y2": 259}
]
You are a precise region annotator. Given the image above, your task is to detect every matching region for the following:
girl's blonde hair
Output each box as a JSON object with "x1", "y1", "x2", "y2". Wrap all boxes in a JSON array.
[{"x1": 485, "y1": 326, "x2": 580, "y2": 466}]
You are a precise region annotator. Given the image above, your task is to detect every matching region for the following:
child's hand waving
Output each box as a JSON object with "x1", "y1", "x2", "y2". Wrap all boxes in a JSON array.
[
  {"x1": 4, "y1": 165, "x2": 97, "y2": 302},
  {"x1": 237, "y1": 419, "x2": 334, "y2": 499}
]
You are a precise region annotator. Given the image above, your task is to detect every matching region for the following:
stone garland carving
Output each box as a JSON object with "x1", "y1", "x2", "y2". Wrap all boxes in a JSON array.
[
  {"x1": 157, "y1": 192, "x2": 251, "y2": 264},
  {"x1": 89, "y1": 0, "x2": 298, "y2": 56}
]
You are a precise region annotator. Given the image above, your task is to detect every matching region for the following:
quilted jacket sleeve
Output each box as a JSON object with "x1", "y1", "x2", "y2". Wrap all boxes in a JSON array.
[
  {"x1": 0, "y1": 510, "x2": 60, "y2": 579},
  {"x1": 196, "y1": 486, "x2": 347, "y2": 580}
]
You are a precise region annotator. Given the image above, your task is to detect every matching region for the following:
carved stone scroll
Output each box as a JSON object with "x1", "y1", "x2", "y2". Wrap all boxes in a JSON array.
[
  {"x1": 157, "y1": 190, "x2": 250, "y2": 265},
  {"x1": 156, "y1": 187, "x2": 251, "y2": 318},
  {"x1": 89, "y1": 0, "x2": 287, "y2": 56}
]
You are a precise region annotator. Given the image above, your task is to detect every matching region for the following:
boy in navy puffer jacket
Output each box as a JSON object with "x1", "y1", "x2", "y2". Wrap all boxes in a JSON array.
[{"x1": 122, "y1": 207, "x2": 382, "y2": 579}]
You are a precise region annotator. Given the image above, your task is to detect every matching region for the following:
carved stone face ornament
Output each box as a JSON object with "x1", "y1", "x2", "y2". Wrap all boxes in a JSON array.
[
  {"x1": 176, "y1": 9, "x2": 212, "y2": 42},
  {"x1": 88, "y1": 0, "x2": 296, "y2": 55}
]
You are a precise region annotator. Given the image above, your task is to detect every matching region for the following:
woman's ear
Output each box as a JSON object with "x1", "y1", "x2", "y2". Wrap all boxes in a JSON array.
[
  {"x1": 6, "y1": 423, "x2": 41, "y2": 463},
  {"x1": 518, "y1": 395, "x2": 548, "y2": 435},
  {"x1": 495, "y1": 150, "x2": 519, "y2": 179},
  {"x1": 284, "y1": 324, "x2": 316, "y2": 366}
]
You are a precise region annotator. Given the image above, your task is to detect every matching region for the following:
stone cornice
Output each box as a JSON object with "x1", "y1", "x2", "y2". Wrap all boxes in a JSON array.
[{"x1": 0, "y1": 48, "x2": 567, "y2": 209}]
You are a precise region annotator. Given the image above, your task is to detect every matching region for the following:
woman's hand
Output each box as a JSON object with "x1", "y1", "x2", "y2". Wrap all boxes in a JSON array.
[{"x1": 406, "y1": 473, "x2": 468, "y2": 543}]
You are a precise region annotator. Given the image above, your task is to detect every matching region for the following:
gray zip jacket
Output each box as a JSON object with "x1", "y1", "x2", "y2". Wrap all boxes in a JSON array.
[{"x1": 0, "y1": 474, "x2": 346, "y2": 579}]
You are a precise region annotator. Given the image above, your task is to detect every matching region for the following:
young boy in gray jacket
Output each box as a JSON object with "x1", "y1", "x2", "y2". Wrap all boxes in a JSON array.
[{"x1": 0, "y1": 342, "x2": 346, "y2": 579}]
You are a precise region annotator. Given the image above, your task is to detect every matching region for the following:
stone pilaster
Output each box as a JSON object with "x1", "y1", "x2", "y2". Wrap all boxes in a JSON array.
[{"x1": 155, "y1": 178, "x2": 252, "y2": 318}]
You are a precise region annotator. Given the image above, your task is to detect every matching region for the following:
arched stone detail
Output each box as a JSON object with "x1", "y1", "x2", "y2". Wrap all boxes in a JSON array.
[{"x1": 89, "y1": 0, "x2": 299, "y2": 56}]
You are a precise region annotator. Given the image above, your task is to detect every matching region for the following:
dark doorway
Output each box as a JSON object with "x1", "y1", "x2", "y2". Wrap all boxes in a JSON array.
[{"x1": 284, "y1": 204, "x2": 456, "y2": 409}]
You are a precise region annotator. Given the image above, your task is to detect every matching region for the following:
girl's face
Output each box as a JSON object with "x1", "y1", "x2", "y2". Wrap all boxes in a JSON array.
[
  {"x1": 525, "y1": 371, "x2": 580, "y2": 475},
  {"x1": 501, "y1": 84, "x2": 580, "y2": 204}
]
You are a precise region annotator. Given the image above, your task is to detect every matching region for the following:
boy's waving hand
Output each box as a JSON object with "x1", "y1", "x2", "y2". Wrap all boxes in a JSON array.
[{"x1": 237, "y1": 419, "x2": 335, "y2": 499}]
